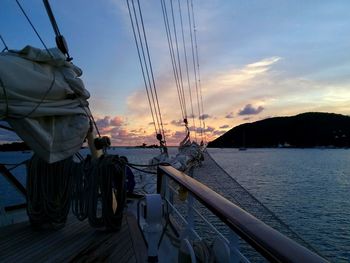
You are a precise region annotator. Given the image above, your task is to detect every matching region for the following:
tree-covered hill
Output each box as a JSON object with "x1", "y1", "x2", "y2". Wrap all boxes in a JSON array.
[{"x1": 208, "y1": 112, "x2": 350, "y2": 148}]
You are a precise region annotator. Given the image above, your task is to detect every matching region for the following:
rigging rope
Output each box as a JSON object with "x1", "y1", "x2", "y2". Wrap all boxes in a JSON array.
[
  {"x1": 160, "y1": 0, "x2": 206, "y2": 143},
  {"x1": 0, "y1": 123, "x2": 13, "y2": 132},
  {"x1": 127, "y1": 0, "x2": 158, "y2": 136},
  {"x1": 72, "y1": 154, "x2": 127, "y2": 230},
  {"x1": 14, "y1": 0, "x2": 53, "y2": 58},
  {"x1": 42, "y1": 0, "x2": 72, "y2": 60},
  {"x1": 2, "y1": 159, "x2": 28, "y2": 171},
  {"x1": 186, "y1": 0, "x2": 203, "y2": 142},
  {"x1": 0, "y1": 34, "x2": 9, "y2": 52},
  {"x1": 127, "y1": 0, "x2": 166, "y2": 147},
  {"x1": 160, "y1": 0, "x2": 186, "y2": 121},
  {"x1": 189, "y1": 0, "x2": 206, "y2": 143},
  {"x1": 177, "y1": 0, "x2": 197, "y2": 141},
  {"x1": 87, "y1": 155, "x2": 126, "y2": 230},
  {"x1": 169, "y1": 0, "x2": 187, "y2": 120},
  {"x1": 136, "y1": 0, "x2": 166, "y2": 143}
]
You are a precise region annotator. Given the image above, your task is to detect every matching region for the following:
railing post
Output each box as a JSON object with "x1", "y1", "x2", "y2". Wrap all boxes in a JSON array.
[
  {"x1": 228, "y1": 229, "x2": 240, "y2": 263},
  {"x1": 156, "y1": 166, "x2": 163, "y2": 194}
]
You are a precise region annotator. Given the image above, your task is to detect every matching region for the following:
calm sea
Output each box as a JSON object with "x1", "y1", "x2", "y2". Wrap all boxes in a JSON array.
[
  {"x1": 0, "y1": 148, "x2": 349, "y2": 261},
  {"x1": 208, "y1": 148, "x2": 350, "y2": 262}
]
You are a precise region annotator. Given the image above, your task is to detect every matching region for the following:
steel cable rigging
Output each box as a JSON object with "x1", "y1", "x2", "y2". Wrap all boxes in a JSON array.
[
  {"x1": 14, "y1": 0, "x2": 53, "y2": 58},
  {"x1": 161, "y1": 0, "x2": 198, "y2": 143},
  {"x1": 189, "y1": 0, "x2": 206, "y2": 143},
  {"x1": 186, "y1": 0, "x2": 204, "y2": 143},
  {"x1": 176, "y1": 0, "x2": 197, "y2": 141},
  {"x1": 127, "y1": 0, "x2": 166, "y2": 148},
  {"x1": 161, "y1": 0, "x2": 207, "y2": 143},
  {"x1": 160, "y1": 0, "x2": 187, "y2": 123}
]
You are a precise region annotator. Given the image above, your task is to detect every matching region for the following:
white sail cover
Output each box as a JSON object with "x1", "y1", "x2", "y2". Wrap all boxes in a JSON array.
[{"x1": 0, "y1": 46, "x2": 90, "y2": 163}]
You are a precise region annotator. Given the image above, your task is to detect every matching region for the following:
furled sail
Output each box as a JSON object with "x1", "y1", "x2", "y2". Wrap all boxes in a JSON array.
[{"x1": 0, "y1": 46, "x2": 90, "y2": 163}]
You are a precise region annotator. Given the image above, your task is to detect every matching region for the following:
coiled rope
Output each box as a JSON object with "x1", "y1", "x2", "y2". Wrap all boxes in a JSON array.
[
  {"x1": 71, "y1": 156, "x2": 92, "y2": 221},
  {"x1": 26, "y1": 155, "x2": 73, "y2": 229},
  {"x1": 71, "y1": 155, "x2": 127, "y2": 231}
]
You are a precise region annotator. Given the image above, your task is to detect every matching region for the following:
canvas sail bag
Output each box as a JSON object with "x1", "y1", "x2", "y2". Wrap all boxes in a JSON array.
[{"x1": 0, "y1": 46, "x2": 90, "y2": 163}]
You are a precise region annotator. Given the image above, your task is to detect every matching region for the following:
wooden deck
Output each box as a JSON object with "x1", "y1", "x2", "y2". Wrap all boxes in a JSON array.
[{"x1": 0, "y1": 212, "x2": 147, "y2": 263}]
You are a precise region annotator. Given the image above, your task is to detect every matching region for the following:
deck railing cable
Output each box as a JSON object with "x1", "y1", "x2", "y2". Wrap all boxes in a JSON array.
[{"x1": 157, "y1": 164, "x2": 328, "y2": 263}]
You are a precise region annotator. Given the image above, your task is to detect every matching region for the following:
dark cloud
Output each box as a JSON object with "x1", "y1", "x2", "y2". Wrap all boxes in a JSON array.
[
  {"x1": 96, "y1": 115, "x2": 124, "y2": 129},
  {"x1": 225, "y1": 112, "x2": 234, "y2": 119},
  {"x1": 199, "y1": 114, "x2": 210, "y2": 120},
  {"x1": 238, "y1": 104, "x2": 264, "y2": 115},
  {"x1": 219, "y1": 124, "x2": 230, "y2": 129},
  {"x1": 96, "y1": 116, "x2": 110, "y2": 129},
  {"x1": 206, "y1": 126, "x2": 215, "y2": 132}
]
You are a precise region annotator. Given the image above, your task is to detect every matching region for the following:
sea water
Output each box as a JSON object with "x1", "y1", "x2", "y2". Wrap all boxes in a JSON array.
[
  {"x1": 0, "y1": 148, "x2": 349, "y2": 261},
  {"x1": 207, "y1": 148, "x2": 350, "y2": 262}
]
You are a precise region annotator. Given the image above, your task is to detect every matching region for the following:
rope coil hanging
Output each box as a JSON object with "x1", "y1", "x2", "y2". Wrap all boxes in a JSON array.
[
  {"x1": 87, "y1": 155, "x2": 126, "y2": 230},
  {"x1": 71, "y1": 154, "x2": 127, "y2": 230},
  {"x1": 26, "y1": 155, "x2": 74, "y2": 229}
]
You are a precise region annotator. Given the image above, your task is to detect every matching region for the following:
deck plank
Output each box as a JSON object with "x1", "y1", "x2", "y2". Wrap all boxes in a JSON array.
[{"x1": 0, "y1": 211, "x2": 147, "y2": 262}]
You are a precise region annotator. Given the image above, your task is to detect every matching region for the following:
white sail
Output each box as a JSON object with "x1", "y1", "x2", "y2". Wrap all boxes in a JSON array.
[{"x1": 0, "y1": 46, "x2": 90, "y2": 163}]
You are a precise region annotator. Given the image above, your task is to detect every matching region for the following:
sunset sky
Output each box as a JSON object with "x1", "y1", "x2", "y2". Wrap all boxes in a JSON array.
[{"x1": 1, "y1": 0, "x2": 350, "y2": 146}]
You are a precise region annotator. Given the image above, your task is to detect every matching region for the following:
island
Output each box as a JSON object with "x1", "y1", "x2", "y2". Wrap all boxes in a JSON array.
[{"x1": 208, "y1": 112, "x2": 350, "y2": 148}]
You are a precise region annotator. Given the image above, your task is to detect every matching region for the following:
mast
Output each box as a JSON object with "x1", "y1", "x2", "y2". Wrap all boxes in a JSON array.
[{"x1": 42, "y1": 0, "x2": 72, "y2": 61}]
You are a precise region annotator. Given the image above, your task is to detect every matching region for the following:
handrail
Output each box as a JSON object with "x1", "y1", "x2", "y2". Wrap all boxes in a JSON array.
[{"x1": 157, "y1": 165, "x2": 328, "y2": 263}]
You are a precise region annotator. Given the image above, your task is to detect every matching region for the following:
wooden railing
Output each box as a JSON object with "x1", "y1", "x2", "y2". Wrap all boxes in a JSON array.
[{"x1": 157, "y1": 165, "x2": 328, "y2": 263}]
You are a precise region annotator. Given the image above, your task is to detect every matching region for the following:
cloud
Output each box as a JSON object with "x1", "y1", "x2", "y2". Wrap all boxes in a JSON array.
[
  {"x1": 213, "y1": 130, "x2": 226, "y2": 136},
  {"x1": 219, "y1": 124, "x2": 230, "y2": 129},
  {"x1": 110, "y1": 116, "x2": 124, "y2": 126},
  {"x1": 203, "y1": 126, "x2": 215, "y2": 132},
  {"x1": 96, "y1": 115, "x2": 125, "y2": 128},
  {"x1": 199, "y1": 114, "x2": 211, "y2": 120},
  {"x1": 238, "y1": 104, "x2": 264, "y2": 115},
  {"x1": 246, "y1": 57, "x2": 281, "y2": 71},
  {"x1": 171, "y1": 119, "x2": 184, "y2": 126},
  {"x1": 225, "y1": 112, "x2": 234, "y2": 119},
  {"x1": 96, "y1": 116, "x2": 111, "y2": 129}
]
